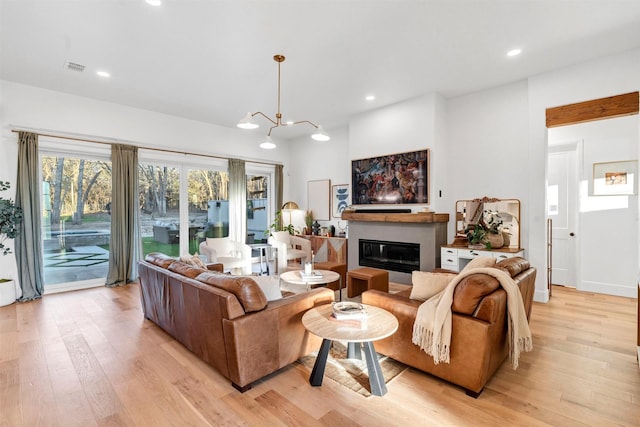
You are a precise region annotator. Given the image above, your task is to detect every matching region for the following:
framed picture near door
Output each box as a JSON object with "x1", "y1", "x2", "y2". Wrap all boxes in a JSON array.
[{"x1": 592, "y1": 160, "x2": 638, "y2": 195}]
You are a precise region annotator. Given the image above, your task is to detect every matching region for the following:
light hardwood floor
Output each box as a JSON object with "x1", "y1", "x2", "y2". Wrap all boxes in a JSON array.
[{"x1": 0, "y1": 284, "x2": 638, "y2": 426}]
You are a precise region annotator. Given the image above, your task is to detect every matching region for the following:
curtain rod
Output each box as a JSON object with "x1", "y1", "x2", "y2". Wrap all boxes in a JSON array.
[{"x1": 10, "y1": 127, "x2": 280, "y2": 167}]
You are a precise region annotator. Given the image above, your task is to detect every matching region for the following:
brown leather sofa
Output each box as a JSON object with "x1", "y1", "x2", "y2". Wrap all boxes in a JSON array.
[
  {"x1": 138, "y1": 252, "x2": 334, "y2": 391},
  {"x1": 362, "y1": 257, "x2": 536, "y2": 397}
]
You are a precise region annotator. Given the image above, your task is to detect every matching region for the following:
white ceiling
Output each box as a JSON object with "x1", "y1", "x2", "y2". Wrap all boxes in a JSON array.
[{"x1": 2, "y1": 0, "x2": 640, "y2": 140}]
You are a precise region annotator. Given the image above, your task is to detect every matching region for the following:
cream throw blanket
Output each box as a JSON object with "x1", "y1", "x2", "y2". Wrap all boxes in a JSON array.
[{"x1": 411, "y1": 267, "x2": 533, "y2": 369}]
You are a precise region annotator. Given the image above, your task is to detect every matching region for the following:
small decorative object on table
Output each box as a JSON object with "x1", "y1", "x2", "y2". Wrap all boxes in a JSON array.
[
  {"x1": 300, "y1": 269, "x2": 322, "y2": 280},
  {"x1": 330, "y1": 302, "x2": 367, "y2": 328}
]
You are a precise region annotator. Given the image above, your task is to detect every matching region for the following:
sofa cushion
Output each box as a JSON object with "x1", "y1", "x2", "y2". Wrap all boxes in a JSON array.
[
  {"x1": 461, "y1": 256, "x2": 496, "y2": 272},
  {"x1": 145, "y1": 252, "x2": 175, "y2": 268},
  {"x1": 496, "y1": 257, "x2": 530, "y2": 277},
  {"x1": 410, "y1": 271, "x2": 457, "y2": 301},
  {"x1": 452, "y1": 273, "x2": 500, "y2": 315},
  {"x1": 251, "y1": 275, "x2": 283, "y2": 301},
  {"x1": 196, "y1": 272, "x2": 268, "y2": 312},
  {"x1": 167, "y1": 261, "x2": 207, "y2": 279}
]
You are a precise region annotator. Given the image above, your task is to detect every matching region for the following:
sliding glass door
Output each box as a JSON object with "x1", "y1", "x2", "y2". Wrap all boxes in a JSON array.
[{"x1": 41, "y1": 154, "x2": 112, "y2": 289}]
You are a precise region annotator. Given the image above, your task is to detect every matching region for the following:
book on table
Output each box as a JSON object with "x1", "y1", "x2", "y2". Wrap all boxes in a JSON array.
[{"x1": 299, "y1": 270, "x2": 323, "y2": 281}]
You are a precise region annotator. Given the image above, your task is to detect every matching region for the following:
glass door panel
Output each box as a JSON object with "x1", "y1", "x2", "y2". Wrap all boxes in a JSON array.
[
  {"x1": 247, "y1": 174, "x2": 269, "y2": 243},
  {"x1": 139, "y1": 163, "x2": 180, "y2": 258},
  {"x1": 41, "y1": 156, "x2": 112, "y2": 286},
  {"x1": 187, "y1": 168, "x2": 229, "y2": 257}
]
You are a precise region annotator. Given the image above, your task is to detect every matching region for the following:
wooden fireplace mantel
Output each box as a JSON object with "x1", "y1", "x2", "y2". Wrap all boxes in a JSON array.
[{"x1": 341, "y1": 211, "x2": 449, "y2": 223}]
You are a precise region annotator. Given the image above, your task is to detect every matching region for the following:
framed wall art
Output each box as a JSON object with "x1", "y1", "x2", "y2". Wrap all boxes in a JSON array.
[
  {"x1": 308, "y1": 179, "x2": 331, "y2": 220},
  {"x1": 592, "y1": 160, "x2": 638, "y2": 196},
  {"x1": 351, "y1": 149, "x2": 430, "y2": 205},
  {"x1": 332, "y1": 184, "x2": 349, "y2": 218}
]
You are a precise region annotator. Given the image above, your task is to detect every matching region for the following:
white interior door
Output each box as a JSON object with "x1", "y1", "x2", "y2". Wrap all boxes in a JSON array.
[{"x1": 547, "y1": 145, "x2": 579, "y2": 287}]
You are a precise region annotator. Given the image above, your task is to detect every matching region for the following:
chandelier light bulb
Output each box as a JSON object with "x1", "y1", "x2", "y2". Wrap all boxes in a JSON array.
[
  {"x1": 237, "y1": 112, "x2": 259, "y2": 129},
  {"x1": 237, "y1": 54, "x2": 327, "y2": 148},
  {"x1": 311, "y1": 126, "x2": 330, "y2": 142},
  {"x1": 259, "y1": 136, "x2": 276, "y2": 149}
]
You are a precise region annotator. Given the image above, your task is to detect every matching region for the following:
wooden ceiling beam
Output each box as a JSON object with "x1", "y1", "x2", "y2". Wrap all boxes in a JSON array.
[{"x1": 546, "y1": 91, "x2": 639, "y2": 128}]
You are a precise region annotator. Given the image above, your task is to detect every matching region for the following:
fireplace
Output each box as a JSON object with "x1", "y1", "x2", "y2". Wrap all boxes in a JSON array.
[
  {"x1": 359, "y1": 239, "x2": 420, "y2": 273},
  {"x1": 346, "y1": 217, "x2": 448, "y2": 285}
]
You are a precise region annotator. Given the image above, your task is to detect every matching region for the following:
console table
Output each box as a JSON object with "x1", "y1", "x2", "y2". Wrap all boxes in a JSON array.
[
  {"x1": 298, "y1": 235, "x2": 347, "y2": 265},
  {"x1": 441, "y1": 245, "x2": 525, "y2": 272}
]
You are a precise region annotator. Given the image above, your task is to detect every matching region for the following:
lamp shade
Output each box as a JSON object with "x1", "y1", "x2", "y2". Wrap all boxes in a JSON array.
[
  {"x1": 259, "y1": 136, "x2": 276, "y2": 149},
  {"x1": 311, "y1": 125, "x2": 330, "y2": 142},
  {"x1": 237, "y1": 112, "x2": 259, "y2": 130},
  {"x1": 281, "y1": 201, "x2": 299, "y2": 210}
]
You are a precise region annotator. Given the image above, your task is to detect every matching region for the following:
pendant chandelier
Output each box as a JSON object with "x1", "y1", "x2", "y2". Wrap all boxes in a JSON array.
[{"x1": 237, "y1": 54, "x2": 330, "y2": 149}]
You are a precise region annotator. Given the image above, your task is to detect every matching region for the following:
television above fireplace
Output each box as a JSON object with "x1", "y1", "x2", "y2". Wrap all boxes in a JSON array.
[{"x1": 351, "y1": 149, "x2": 430, "y2": 205}]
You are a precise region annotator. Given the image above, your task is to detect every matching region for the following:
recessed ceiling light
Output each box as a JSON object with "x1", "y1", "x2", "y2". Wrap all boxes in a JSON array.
[
  {"x1": 146, "y1": 0, "x2": 162, "y2": 6},
  {"x1": 365, "y1": 95, "x2": 375, "y2": 101},
  {"x1": 96, "y1": 71, "x2": 110, "y2": 78},
  {"x1": 507, "y1": 48, "x2": 522, "y2": 57}
]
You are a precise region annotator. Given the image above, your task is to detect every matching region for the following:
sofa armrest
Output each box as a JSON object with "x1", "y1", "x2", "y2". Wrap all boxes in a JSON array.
[
  {"x1": 221, "y1": 287, "x2": 334, "y2": 388},
  {"x1": 206, "y1": 263, "x2": 224, "y2": 272}
]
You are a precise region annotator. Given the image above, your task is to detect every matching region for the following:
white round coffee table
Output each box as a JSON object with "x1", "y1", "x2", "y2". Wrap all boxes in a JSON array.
[
  {"x1": 279, "y1": 269, "x2": 342, "y2": 300},
  {"x1": 301, "y1": 303, "x2": 399, "y2": 396}
]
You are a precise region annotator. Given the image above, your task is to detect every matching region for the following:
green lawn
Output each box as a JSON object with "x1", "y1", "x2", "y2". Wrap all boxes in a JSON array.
[{"x1": 99, "y1": 237, "x2": 198, "y2": 257}]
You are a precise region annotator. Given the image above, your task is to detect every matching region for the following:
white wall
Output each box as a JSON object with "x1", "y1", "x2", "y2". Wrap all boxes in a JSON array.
[
  {"x1": 0, "y1": 80, "x2": 291, "y2": 284},
  {"x1": 349, "y1": 93, "x2": 447, "y2": 213},
  {"x1": 288, "y1": 124, "x2": 350, "y2": 232},
  {"x1": 528, "y1": 48, "x2": 640, "y2": 300},
  {"x1": 549, "y1": 116, "x2": 638, "y2": 297},
  {"x1": 445, "y1": 80, "x2": 531, "y2": 245}
]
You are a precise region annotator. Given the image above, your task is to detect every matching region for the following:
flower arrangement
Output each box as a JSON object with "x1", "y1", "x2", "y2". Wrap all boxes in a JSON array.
[{"x1": 465, "y1": 210, "x2": 504, "y2": 249}]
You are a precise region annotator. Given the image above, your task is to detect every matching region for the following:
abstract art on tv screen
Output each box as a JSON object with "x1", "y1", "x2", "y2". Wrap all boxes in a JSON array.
[{"x1": 351, "y1": 149, "x2": 429, "y2": 205}]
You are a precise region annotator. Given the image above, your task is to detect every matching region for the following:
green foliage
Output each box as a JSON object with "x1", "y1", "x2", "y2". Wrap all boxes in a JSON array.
[
  {"x1": 305, "y1": 210, "x2": 314, "y2": 228},
  {"x1": 465, "y1": 224, "x2": 486, "y2": 245},
  {"x1": 264, "y1": 210, "x2": 295, "y2": 237},
  {"x1": 0, "y1": 181, "x2": 23, "y2": 256}
]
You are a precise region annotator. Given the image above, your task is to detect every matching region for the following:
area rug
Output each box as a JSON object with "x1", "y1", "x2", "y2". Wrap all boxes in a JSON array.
[{"x1": 298, "y1": 341, "x2": 407, "y2": 398}]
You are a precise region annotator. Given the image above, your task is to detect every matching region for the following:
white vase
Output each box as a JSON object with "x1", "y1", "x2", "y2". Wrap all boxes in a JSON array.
[{"x1": 0, "y1": 280, "x2": 16, "y2": 306}]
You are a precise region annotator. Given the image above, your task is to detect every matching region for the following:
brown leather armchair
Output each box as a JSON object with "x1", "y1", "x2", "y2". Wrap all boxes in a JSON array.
[{"x1": 362, "y1": 257, "x2": 536, "y2": 397}]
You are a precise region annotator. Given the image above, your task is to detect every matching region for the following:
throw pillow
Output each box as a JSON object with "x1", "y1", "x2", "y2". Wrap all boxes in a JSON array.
[
  {"x1": 410, "y1": 271, "x2": 457, "y2": 301},
  {"x1": 179, "y1": 253, "x2": 207, "y2": 269},
  {"x1": 250, "y1": 275, "x2": 283, "y2": 301},
  {"x1": 462, "y1": 256, "x2": 496, "y2": 272}
]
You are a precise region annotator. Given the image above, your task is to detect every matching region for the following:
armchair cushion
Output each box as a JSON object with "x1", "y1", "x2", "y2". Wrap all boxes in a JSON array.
[
  {"x1": 410, "y1": 271, "x2": 457, "y2": 301},
  {"x1": 271, "y1": 231, "x2": 291, "y2": 247}
]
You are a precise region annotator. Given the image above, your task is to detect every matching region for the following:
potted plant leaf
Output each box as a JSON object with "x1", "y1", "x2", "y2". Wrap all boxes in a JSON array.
[
  {"x1": 0, "y1": 181, "x2": 23, "y2": 306},
  {"x1": 304, "y1": 210, "x2": 314, "y2": 235}
]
